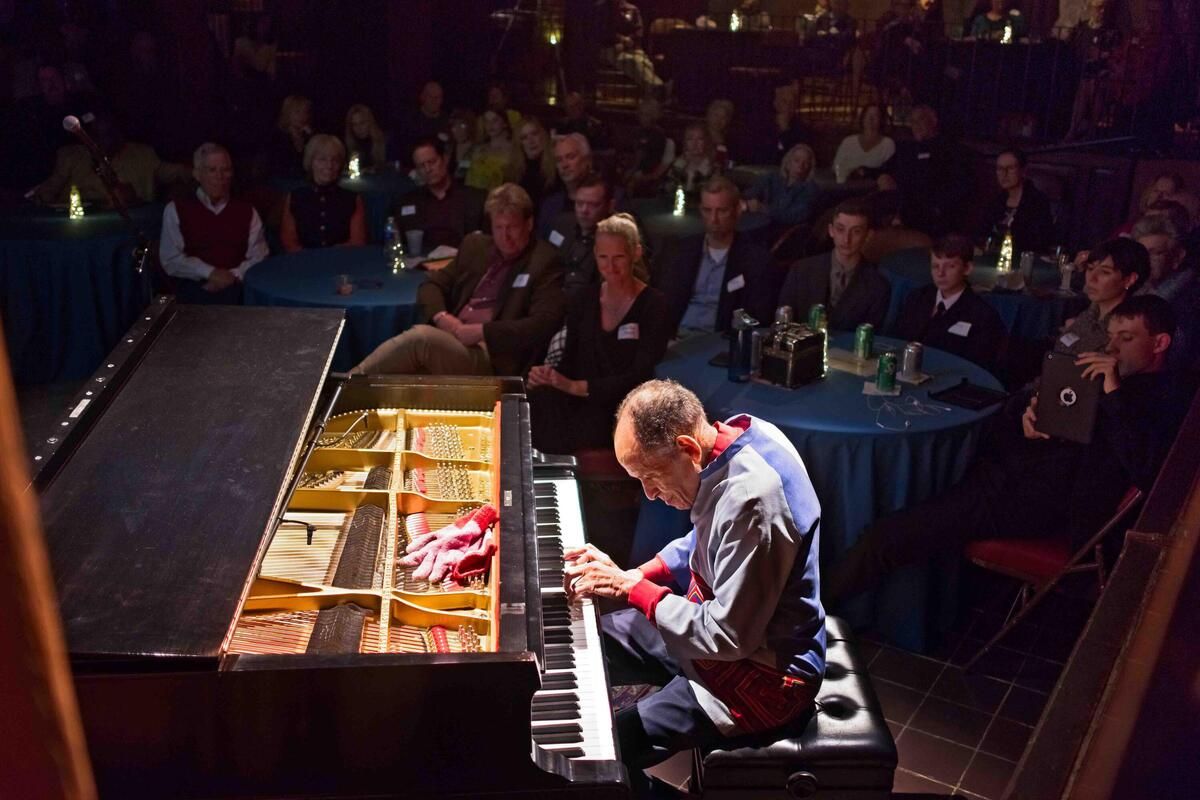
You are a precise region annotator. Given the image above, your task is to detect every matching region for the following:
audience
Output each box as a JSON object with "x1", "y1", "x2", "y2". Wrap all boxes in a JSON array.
[
  {"x1": 656, "y1": 176, "x2": 777, "y2": 337},
  {"x1": 394, "y1": 137, "x2": 486, "y2": 252},
  {"x1": 827, "y1": 295, "x2": 1197, "y2": 604},
  {"x1": 280, "y1": 135, "x2": 366, "y2": 253},
  {"x1": 536, "y1": 133, "x2": 595, "y2": 237},
  {"x1": 1065, "y1": 0, "x2": 1122, "y2": 142},
  {"x1": 977, "y1": 148, "x2": 1055, "y2": 255},
  {"x1": 1056, "y1": 238, "x2": 1149, "y2": 355},
  {"x1": 529, "y1": 213, "x2": 670, "y2": 454},
  {"x1": 892, "y1": 233, "x2": 1006, "y2": 372},
  {"x1": 833, "y1": 104, "x2": 896, "y2": 184},
  {"x1": 1132, "y1": 215, "x2": 1200, "y2": 370},
  {"x1": 666, "y1": 123, "x2": 719, "y2": 194},
  {"x1": 159, "y1": 143, "x2": 268, "y2": 304},
  {"x1": 556, "y1": 91, "x2": 611, "y2": 151},
  {"x1": 353, "y1": 183, "x2": 563, "y2": 376},
  {"x1": 516, "y1": 118, "x2": 557, "y2": 210},
  {"x1": 768, "y1": 83, "x2": 810, "y2": 163},
  {"x1": 465, "y1": 109, "x2": 521, "y2": 191},
  {"x1": 544, "y1": 173, "x2": 617, "y2": 300},
  {"x1": 483, "y1": 84, "x2": 523, "y2": 138},
  {"x1": 343, "y1": 104, "x2": 389, "y2": 174},
  {"x1": 745, "y1": 143, "x2": 821, "y2": 230},
  {"x1": 806, "y1": 0, "x2": 856, "y2": 49},
  {"x1": 264, "y1": 94, "x2": 314, "y2": 179},
  {"x1": 779, "y1": 198, "x2": 891, "y2": 330},
  {"x1": 879, "y1": 105, "x2": 966, "y2": 235},
  {"x1": 604, "y1": 0, "x2": 667, "y2": 100},
  {"x1": 16, "y1": 64, "x2": 89, "y2": 189},
  {"x1": 397, "y1": 81, "x2": 450, "y2": 164},
  {"x1": 623, "y1": 97, "x2": 674, "y2": 198},
  {"x1": 448, "y1": 109, "x2": 479, "y2": 181},
  {"x1": 969, "y1": 0, "x2": 1026, "y2": 40},
  {"x1": 704, "y1": 99, "x2": 735, "y2": 169}
]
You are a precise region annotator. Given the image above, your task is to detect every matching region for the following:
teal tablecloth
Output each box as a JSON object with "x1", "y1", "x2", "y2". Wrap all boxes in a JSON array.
[
  {"x1": 271, "y1": 171, "x2": 416, "y2": 244},
  {"x1": 880, "y1": 247, "x2": 1088, "y2": 341},
  {"x1": 243, "y1": 246, "x2": 426, "y2": 371},
  {"x1": 1, "y1": 204, "x2": 159, "y2": 384},
  {"x1": 640, "y1": 332, "x2": 1003, "y2": 651}
]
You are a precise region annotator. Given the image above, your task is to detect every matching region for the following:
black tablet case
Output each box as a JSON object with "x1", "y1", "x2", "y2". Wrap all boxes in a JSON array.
[{"x1": 1035, "y1": 351, "x2": 1102, "y2": 443}]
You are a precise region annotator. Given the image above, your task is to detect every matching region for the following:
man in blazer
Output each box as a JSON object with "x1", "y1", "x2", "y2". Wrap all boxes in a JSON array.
[
  {"x1": 656, "y1": 176, "x2": 778, "y2": 337},
  {"x1": 778, "y1": 198, "x2": 891, "y2": 330},
  {"x1": 354, "y1": 183, "x2": 564, "y2": 376},
  {"x1": 892, "y1": 233, "x2": 1006, "y2": 372}
]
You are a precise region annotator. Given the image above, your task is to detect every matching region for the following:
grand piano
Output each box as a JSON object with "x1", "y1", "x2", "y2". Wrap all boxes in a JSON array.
[{"x1": 30, "y1": 299, "x2": 629, "y2": 798}]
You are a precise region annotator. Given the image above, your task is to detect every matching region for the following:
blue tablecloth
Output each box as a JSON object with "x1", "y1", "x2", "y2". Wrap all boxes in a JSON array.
[
  {"x1": 1, "y1": 205, "x2": 159, "y2": 385},
  {"x1": 271, "y1": 171, "x2": 416, "y2": 244},
  {"x1": 243, "y1": 246, "x2": 426, "y2": 371},
  {"x1": 629, "y1": 197, "x2": 771, "y2": 264},
  {"x1": 642, "y1": 332, "x2": 1003, "y2": 651},
  {"x1": 881, "y1": 247, "x2": 1088, "y2": 342}
]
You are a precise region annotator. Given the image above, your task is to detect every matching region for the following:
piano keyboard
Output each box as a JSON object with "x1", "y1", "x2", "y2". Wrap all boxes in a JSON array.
[{"x1": 531, "y1": 474, "x2": 617, "y2": 763}]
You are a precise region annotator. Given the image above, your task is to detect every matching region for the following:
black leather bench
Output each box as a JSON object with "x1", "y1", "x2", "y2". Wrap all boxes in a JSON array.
[{"x1": 698, "y1": 617, "x2": 897, "y2": 799}]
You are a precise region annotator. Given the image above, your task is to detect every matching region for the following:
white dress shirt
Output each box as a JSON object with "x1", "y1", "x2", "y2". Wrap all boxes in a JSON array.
[
  {"x1": 935, "y1": 286, "x2": 966, "y2": 313},
  {"x1": 159, "y1": 188, "x2": 268, "y2": 282}
]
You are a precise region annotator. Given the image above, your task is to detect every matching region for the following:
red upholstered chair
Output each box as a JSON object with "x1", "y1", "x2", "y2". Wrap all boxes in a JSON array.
[{"x1": 960, "y1": 486, "x2": 1144, "y2": 671}]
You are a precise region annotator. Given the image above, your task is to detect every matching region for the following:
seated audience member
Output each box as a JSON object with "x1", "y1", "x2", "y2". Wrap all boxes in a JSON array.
[
  {"x1": 466, "y1": 110, "x2": 521, "y2": 192},
  {"x1": 768, "y1": 83, "x2": 810, "y2": 163},
  {"x1": 604, "y1": 0, "x2": 667, "y2": 99},
  {"x1": 1056, "y1": 238, "x2": 1148, "y2": 355},
  {"x1": 528, "y1": 213, "x2": 670, "y2": 454},
  {"x1": 746, "y1": 143, "x2": 821, "y2": 230},
  {"x1": 860, "y1": 190, "x2": 932, "y2": 262},
  {"x1": 14, "y1": 64, "x2": 88, "y2": 190},
  {"x1": 556, "y1": 91, "x2": 611, "y2": 151},
  {"x1": 827, "y1": 295, "x2": 1196, "y2": 604},
  {"x1": 34, "y1": 112, "x2": 187, "y2": 207},
  {"x1": 807, "y1": 0, "x2": 856, "y2": 49},
  {"x1": 544, "y1": 173, "x2": 617, "y2": 299},
  {"x1": 704, "y1": 99, "x2": 735, "y2": 169},
  {"x1": 833, "y1": 104, "x2": 896, "y2": 184},
  {"x1": 969, "y1": 0, "x2": 1026, "y2": 40},
  {"x1": 159, "y1": 143, "x2": 268, "y2": 304},
  {"x1": 516, "y1": 118, "x2": 557, "y2": 210},
  {"x1": 353, "y1": 183, "x2": 564, "y2": 376},
  {"x1": 879, "y1": 105, "x2": 966, "y2": 235},
  {"x1": 394, "y1": 137, "x2": 486, "y2": 252},
  {"x1": 779, "y1": 198, "x2": 891, "y2": 330},
  {"x1": 482, "y1": 84, "x2": 523, "y2": 138},
  {"x1": 1113, "y1": 173, "x2": 1188, "y2": 236},
  {"x1": 657, "y1": 176, "x2": 778, "y2": 337},
  {"x1": 536, "y1": 133, "x2": 594, "y2": 237},
  {"x1": 624, "y1": 97, "x2": 674, "y2": 198},
  {"x1": 397, "y1": 81, "x2": 449, "y2": 163},
  {"x1": 666, "y1": 123, "x2": 719, "y2": 194},
  {"x1": 977, "y1": 148, "x2": 1055, "y2": 256},
  {"x1": 263, "y1": 94, "x2": 314, "y2": 179},
  {"x1": 1133, "y1": 215, "x2": 1200, "y2": 370},
  {"x1": 280, "y1": 135, "x2": 366, "y2": 253},
  {"x1": 1065, "y1": 0, "x2": 1122, "y2": 142},
  {"x1": 448, "y1": 109, "x2": 479, "y2": 181},
  {"x1": 343, "y1": 104, "x2": 388, "y2": 173},
  {"x1": 892, "y1": 233, "x2": 1006, "y2": 371}
]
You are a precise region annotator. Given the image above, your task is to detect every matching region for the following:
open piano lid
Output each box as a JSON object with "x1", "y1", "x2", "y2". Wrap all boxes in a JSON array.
[{"x1": 37, "y1": 304, "x2": 344, "y2": 664}]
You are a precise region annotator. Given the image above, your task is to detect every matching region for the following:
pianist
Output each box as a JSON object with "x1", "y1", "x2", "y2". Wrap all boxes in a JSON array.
[{"x1": 565, "y1": 380, "x2": 825, "y2": 796}]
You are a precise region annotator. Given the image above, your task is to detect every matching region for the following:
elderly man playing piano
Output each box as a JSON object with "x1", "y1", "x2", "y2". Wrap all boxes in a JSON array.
[{"x1": 564, "y1": 380, "x2": 826, "y2": 796}]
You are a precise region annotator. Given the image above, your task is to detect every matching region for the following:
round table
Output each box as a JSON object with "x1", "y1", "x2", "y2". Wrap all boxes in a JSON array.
[
  {"x1": 0, "y1": 204, "x2": 159, "y2": 385},
  {"x1": 243, "y1": 246, "x2": 426, "y2": 371},
  {"x1": 640, "y1": 331, "x2": 1003, "y2": 651},
  {"x1": 880, "y1": 247, "x2": 1088, "y2": 342},
  {"x1": 271, "y1": 171, "x2": 416, "y2": 244}
]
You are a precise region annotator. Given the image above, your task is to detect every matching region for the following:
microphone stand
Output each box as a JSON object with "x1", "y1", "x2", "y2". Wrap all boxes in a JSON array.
[{"x1": 83, "y1": 143, "x2": 155, "y2": 283}]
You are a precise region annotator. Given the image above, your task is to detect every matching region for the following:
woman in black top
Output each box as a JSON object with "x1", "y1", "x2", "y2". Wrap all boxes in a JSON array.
[
  {"x1": 280, "y1": 134, "x2": 366, "y2": 252},
  {"x1": 528, "y1": 213, "x2": 671, "y2": 454}
]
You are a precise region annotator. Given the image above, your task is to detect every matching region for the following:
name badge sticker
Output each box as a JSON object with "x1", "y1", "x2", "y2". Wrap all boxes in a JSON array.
[
  {"x1": 918, "y1": 152, "x2": 932, "y2": 160},
  {"x1": 726, "y1": 273, "x2": 746, "y2": 292},
  {"x1": 948, "y1": 321, "x2": 972, "y2": 337},
  {"x1": 512, "y1": 273, "x2": 530, "y2": 288},
  {"x1": 401, "y1": 205, "x2": 417, "y2": 216},
  {"x1": 548, "y1": 230, "x2": 565, "y2": 247},
  {"x1": 1059, "y1": 332, "x2": 1080, "y2": 348},
  {"x1": 618, "y1": 323, "x2": 640, "y2": 340}
]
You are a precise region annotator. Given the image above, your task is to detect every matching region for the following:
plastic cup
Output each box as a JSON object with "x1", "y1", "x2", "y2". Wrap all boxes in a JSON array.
[{"x1": 405, "y1": 229, "x2": 424, "y2": 256}]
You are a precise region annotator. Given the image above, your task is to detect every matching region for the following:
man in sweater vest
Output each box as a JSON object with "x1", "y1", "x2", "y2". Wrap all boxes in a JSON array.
[
  {"x1": 159, "y1": 142, "x2": 267, "y2": 303},
  {"x1": 564, "y1": 380, "x2": 825, "y2": 796}
]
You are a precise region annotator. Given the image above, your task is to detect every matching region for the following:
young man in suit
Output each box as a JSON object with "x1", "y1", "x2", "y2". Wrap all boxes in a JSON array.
[
  {"x1": 656, "y1": 176, "x2": 778, "y2": 338},
  {"x1": 892, "y1": 233, "x2": 1006, "y2": 372},
  {"x1": 353, "y1": 183, "x2": 565, "y2": 376},
  {"x1": 778, "y1": 198, "x2": 891, "y2": 330}
]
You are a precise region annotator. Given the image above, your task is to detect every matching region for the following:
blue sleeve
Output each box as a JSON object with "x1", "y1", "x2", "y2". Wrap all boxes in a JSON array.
[{"x1": 657, "y1": 529, "x2": 696, "y2": 583}]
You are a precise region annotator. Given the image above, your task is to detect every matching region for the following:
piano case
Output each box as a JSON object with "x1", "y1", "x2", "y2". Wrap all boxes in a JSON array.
[{"x1": 33, "y1": 301, "x2": 628, "y2": 799}]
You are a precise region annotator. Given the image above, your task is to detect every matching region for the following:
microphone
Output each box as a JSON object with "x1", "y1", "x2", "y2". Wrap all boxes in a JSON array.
[{"x1": 62, "y1": 114, "x2": 102, "y2": 157}]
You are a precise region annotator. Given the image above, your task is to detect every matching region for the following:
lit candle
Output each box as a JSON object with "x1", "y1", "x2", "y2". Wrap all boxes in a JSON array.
[
  {"x1": 68, "y1": 185, "x2": 84, "y2": 219},
  {"x1": 673, "y1": 185, "x2": 686, "y2": 217},
  {"x1": 348, "y1": 154, "x2": 361, "y2": 180},
  {"x1": 730, "y1": 11, "x2": 741, "y2": 31}
]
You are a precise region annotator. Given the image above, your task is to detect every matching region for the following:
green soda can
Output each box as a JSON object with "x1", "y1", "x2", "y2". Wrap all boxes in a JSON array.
[
  {"x1": 808, "y1": 303, "x2": 827, "y2": 331},
  {"x1": 854, "y1": 323, "x2": 874, "y2": 359},
  {"x1": 876, "y1": 351, "x2": 898, "y2": 392}
]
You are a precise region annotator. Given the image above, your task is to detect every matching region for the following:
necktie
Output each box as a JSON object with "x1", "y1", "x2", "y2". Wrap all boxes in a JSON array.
[{"x1": 933, "y1": 300, "x2": 947, "y2": 319}]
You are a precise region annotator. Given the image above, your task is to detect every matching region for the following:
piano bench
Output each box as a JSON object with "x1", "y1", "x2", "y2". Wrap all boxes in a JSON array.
[{"x1": 699, "y1": 617, "x2": 897, "y2": 799}]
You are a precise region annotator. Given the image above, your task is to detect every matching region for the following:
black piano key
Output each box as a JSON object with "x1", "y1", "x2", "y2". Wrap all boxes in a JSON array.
[
  {"x1": 532, "y1": 692, "x2": 579, "y2": 706},
  {"x1": 546, "y1": 747, "x2": 586, "y2": 759},
  {"x1": 534, "y1": 483, "x2": 555, "y2": 497},
  {"x1": 532, "y1": 722, "x2": 582, "y2": 736},
  {"x1": 330, "y1": 503, "x2": 385, "y2": 589},
  {"x1": 546, "y1": 656, "x2": 575, "y2": 670},
  {"x1": 305, "y1": 603, "x2": 368, "y2": 654},
  {"x1": 532, "y1": 707, "x2": 579, "y2": 721},
  {"x1": 533, "y1": 732, "x2": 584, "y2": 745},
  {"x1": 541, "y1": 674, "x2": 578, "y2": 690}
]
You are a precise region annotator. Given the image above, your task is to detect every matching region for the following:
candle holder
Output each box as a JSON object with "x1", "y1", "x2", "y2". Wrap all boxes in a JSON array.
[
  {"x1": 348, "y1": 154, "x2": 361, "y2": 180},
  {"x1": 68, "y1": 185, "x2": 85, "y2": 220}
]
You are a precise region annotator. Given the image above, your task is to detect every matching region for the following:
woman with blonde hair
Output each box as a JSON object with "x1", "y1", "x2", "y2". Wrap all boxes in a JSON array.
[
  {"x1": 344, "y1": 104, "x2": 388, "y2": 172},
  {"x1": 527, "y1": 212, "x2": 669, "y2": 453},
  {"x1": 265, "y1": 94, "x2": 314, "y2": 178},
  {"x1": 280, "y1": 134, "x2": 366, "y2": 252},
  {"x1": 516, "y1": 118, "x2": 557, "y2": 208},
  {"x1": 746, "y1": 143, "x2": 821, "y2": 228},
  {"x1": 465, "y1": 109, "x2": 521, "y2": 191}
]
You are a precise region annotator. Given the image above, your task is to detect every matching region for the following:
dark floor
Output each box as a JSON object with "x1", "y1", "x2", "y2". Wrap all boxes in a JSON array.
[{"x1": 863, "y1": 568, "x2": 1094, "y2": 799}]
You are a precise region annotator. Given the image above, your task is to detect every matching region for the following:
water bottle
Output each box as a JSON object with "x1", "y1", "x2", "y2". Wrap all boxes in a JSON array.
[{"x1": 383, "y1": 216, "x2": 398, "y2": 254}]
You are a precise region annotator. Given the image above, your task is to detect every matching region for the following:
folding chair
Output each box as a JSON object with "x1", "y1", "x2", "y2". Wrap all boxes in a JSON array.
[{"x1": 960, "y1": 486, "x2": 1144, "y2": 671}]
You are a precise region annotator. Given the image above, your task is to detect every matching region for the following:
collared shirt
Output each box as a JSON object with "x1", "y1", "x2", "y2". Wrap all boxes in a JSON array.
[
  {"x1": 459, "y1": 248, "x2": 520, "y2": 324},
  {"x1": 159, "y1": 188, "x2": 268, "y2": 282},
  {"x1": 679, "y1": 244, "x2": 730, "y2": 333},
  {"x1": 935, "y1": 286, "x2": 966, "y2": 313},
  {"x1": 1138, "y1": 270, "x2": 1196, "y2": 303},
  {"x1": 829, "y1": 253, "x2": 858, "y2": 308},
  {"x1": 1056, "y1": 302, "x2": 1110, "y2": 355}
]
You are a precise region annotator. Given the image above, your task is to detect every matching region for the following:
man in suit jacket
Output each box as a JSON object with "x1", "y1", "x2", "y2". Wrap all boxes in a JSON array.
[
  {"x1": 656, "y1": 176, "x2": 778, "y2": 337},
  {"x1": 395, "y1": 137, "x2": 485, "y2": 252},
  {"x1": 544, "y1": 172, "x2": 616, "y2": 301},
  {"x1": 778, "y1": 198, "x2": 891, "y2": 330},
  {"x1": 354, "y1": 183, "x2": 565, "y2": 376},
  {"x1": 892, "y1": 233, "x2": 1006, "y2": 372}
]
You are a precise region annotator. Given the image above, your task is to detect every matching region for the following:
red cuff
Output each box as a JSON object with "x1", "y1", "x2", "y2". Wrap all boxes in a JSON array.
[
  {"x1": 637, "y1": 555, "x2": 674, "y2": 585},
  {"x1": 628, "y1": 579, "x2": 671, "y2": 622}
]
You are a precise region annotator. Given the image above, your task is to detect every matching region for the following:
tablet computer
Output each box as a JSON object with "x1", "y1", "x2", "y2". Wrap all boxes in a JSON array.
[{"x1": 1035, "y1": 351, "x2": 1102, "y2": 444}]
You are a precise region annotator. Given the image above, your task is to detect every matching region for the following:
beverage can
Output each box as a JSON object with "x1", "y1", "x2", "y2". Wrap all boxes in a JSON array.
[
  {"x1": 900, "y1": 342, "x2": 924, "y2": 377},
  {"x1": 774, "y1": 305, "x2": 793, "y2": 327},
  {"x1": 750, "y1": 329, "x2": 765, "y2": 375},
  {"x1": 876, "y1": 351, "x2": 898, "y2": 392},
  {"x1": 854, "y1": 323, "x2": 874, "y2": 359},
  {"x1": 807, "y1": 303, "x2": 827, "y2": 331}
]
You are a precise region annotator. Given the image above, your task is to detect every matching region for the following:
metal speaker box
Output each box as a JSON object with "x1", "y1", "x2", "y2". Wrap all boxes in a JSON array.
[{"x1": 760, "y1": 323, "x2": 826, "y2": 389}]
